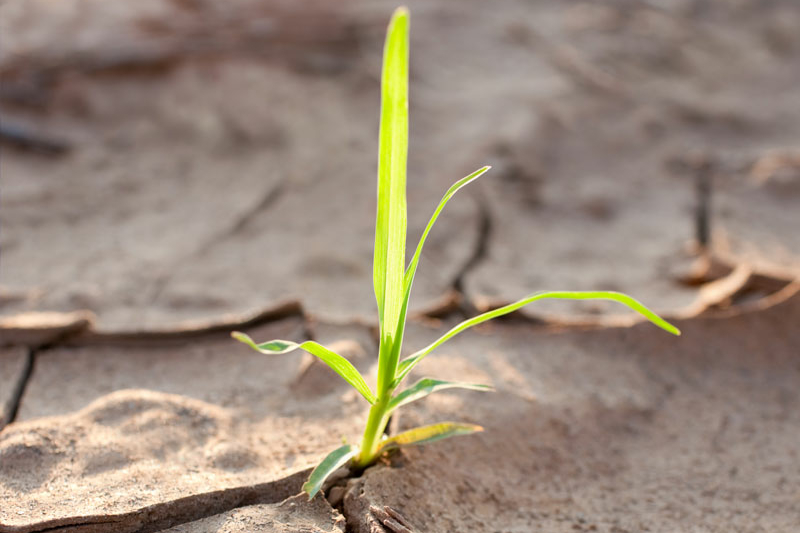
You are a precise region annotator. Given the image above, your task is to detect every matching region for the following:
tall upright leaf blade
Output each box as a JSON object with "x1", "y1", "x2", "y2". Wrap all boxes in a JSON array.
[
  {"x1": 231, "y1": 332, "x2": 377, "y2": 404},
  {"x1": 302, "y1": 444, "x2": 356, "y2": 499},
  {"x1": 395, "y1": 290, "x2": 681, "y2": 383},
  {"x1": 374, "y1": 6, "x2": 410, "y2": 391}
]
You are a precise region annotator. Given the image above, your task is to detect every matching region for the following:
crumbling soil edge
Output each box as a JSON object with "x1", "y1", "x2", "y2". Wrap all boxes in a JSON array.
[
  {"x1": 0, "y1": 469, "x2": 312, "y2": 533},
  {"x1": 60, "y1": 300, "x2": 302, "y2": 348}
]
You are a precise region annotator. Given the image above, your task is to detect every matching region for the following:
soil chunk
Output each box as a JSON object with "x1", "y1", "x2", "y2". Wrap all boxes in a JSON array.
[{"x1": 345, "y1": 291, "x2": 800, "y2": 532}]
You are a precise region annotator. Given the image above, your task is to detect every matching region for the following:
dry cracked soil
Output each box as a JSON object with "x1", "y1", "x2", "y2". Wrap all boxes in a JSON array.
[{"x1": 1, "y1": 0, "x2": 799, "y2": 531}]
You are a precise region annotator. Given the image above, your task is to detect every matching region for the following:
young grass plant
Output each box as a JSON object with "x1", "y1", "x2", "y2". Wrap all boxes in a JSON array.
[{"x1": 233, "y1": 6, "x2": 680, "y2": 499}]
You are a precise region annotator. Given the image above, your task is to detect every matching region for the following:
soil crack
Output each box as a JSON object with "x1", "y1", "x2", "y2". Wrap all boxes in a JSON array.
[
  {"x1": 198, "y1": 180, "x2": 289, "y2": 256},
  {"x1": 146, "y1": 179, "x2": 288, "y2": 307},
  {"x1": 449, "y1": 194, "x2": 493, "y2": 318},
  {"x1": 0, "y1": 349, "x2": 35, "y2": 431},
  {"x1": 71, "y1": 299, "x2": 303, "y2": 347}
]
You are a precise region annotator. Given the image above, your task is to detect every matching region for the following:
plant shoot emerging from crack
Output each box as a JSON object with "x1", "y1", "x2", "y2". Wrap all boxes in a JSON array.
[{"x1": 233, "y1": 6, "x2": 680, "y2": 499}]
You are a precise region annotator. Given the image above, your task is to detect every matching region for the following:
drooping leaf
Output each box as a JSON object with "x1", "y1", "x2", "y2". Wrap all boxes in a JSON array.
[
  {"x1": 388, "y1": 378, "x2": 493, "y2": 412},
  {"x1": 374, "y1": 6, "x2": 410, "y2": 393},
  {"x1": 376, "y1": 422, "x2": 483, "y2": 454},
  {"x1": 302, "y1": 444, "x2": 356, "y2": 499},
  {"x1": 403, "y1": 167, "x2": 491, "y2": 294},
  {"x1": 395, "y1": 290, "x2": 681, "y2": 383},
  {"x1": 232, "y1": 332, "x2": 376, "y2": 404},
  {"x1": 387, "y1": 166, "x2": 491, "y2": 382}
]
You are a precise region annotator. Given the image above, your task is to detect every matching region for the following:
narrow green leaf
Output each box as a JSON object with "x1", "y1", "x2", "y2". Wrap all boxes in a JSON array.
[
  {"x1": 374, "y1": 6, "x2": 410, "y2": 393},
  {"x1": 404, "y1": 166, "x2": 491, "y2": 294},
  {"x1": 373, "y1": 7, "x2": 409, "y2": 328},
  {"x1": 232, "y1": 332, "x2": 377, "y2": 404},
  {"x1": 396, "y1": 291, "x2": 681, "y2": 383},
  {"x1": 388, "y1": 378, "x2": 493, "y2": 413},
  {"x1": 302, "y1": 444, "x2": 356, "y2": 499},
  {"x1": 377, "y1": 422, "x2": 483, "y2": 454},
  {"x1": 387, "y1": 166, "x2": 491, "y2": 384}
]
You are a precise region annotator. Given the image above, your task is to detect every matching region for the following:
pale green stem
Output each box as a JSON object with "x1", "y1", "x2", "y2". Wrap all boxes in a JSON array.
[{"x1": 354, "y1": 395, "x2": 391, "y2": 468}]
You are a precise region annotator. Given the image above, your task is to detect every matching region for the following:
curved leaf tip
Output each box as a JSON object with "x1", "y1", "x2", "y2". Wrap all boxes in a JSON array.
[
  {"x1": 231, "y1": 331, "x2": 296, "y2": 354},
  {"x1": 232, "y1": 332, "x2": 377, "y2": 404},
  {"x1": 303, "y1": 444, "x2": 357, "y2": 499},
  {"x1": 389, "y1": 378, "x2": 494, "y2": 412}
]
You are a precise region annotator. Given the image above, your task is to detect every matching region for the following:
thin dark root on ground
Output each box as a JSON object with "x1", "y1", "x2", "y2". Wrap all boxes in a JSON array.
[
  {"x1": 369, "y1": 505, "x2": 415, "y2": 533},
  {"x1": 0, "y1": 349, "x2": 36, "y2": 430}
]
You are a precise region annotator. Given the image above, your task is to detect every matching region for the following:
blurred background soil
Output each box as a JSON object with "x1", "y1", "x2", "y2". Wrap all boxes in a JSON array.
[
  {"x1": 1, "y1": 1, "x2": 800, "y2": 532},
  {"x1": 2, "y1": 0, "x2": 798, "y2": 330}
]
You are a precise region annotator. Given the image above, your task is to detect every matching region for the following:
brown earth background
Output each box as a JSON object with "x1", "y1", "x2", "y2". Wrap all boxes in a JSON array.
[{"x1": 1, "y1": 0, "x2": 799, "y2": 532}]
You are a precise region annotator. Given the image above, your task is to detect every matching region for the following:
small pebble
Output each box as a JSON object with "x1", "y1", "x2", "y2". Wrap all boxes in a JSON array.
[{"x1": 327, "y1": 486, "x2": 346, "y2": 507}]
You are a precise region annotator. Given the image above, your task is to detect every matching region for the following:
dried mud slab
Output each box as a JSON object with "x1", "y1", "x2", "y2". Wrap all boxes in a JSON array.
[
  {"x1": 160, "y1": 495, "x2": 344, "y2": 533},
  {"x1": 0, "y1": 0, "x2": 480, "y2": 331},
  {"x1": 0, "y1": 317, "x2": 372, "y2": 533},
  {"x1": 13, "y1": 317, "x2": 372, "y2": 422},
  {"x1": 458, "y1": 0, "x2": 800, "y2": 318},
  {"x1": 0, "y1": 0, "x2": 357, "y2": 74},
  {"x1": 0, "y1": 391, "x2": 313, "y2": 533},
  {"x1": 716, "y1": 163, "x2": 800, "y2": 278},
  {"x1": 345, "y1": 291, "x2": 800, "y2": 532}
]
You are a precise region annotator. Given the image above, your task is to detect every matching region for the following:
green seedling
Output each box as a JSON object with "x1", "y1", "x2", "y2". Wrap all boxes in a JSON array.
[{"x1": 233, "y1": 6, "x2": 680, "y2": 499}]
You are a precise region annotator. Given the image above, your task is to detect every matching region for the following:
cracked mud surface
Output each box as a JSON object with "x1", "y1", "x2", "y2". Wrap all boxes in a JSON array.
[
  {"x1": 345, "y1": 291, "x2": 800, "y2": 532},
  {"x1": 0, "y1": 318, "x2": 372, "y2": 532},
  {"x1": 0, "y1": 0, "x2": 481, "y2": 330},
  {"x1": 3, "y1": 0, "x2": 798, "y2": 329},
  {"x1": 2, "y1": 0, "x2": 799, "y2": 531},
  {"x1": 2, "y1": 290, "x2": 799, "y2": 532}
]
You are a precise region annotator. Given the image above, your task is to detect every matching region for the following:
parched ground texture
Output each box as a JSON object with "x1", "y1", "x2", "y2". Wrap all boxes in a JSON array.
[{"x1": 1, "y1": 0, "x2": 799, "y2": 531}]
